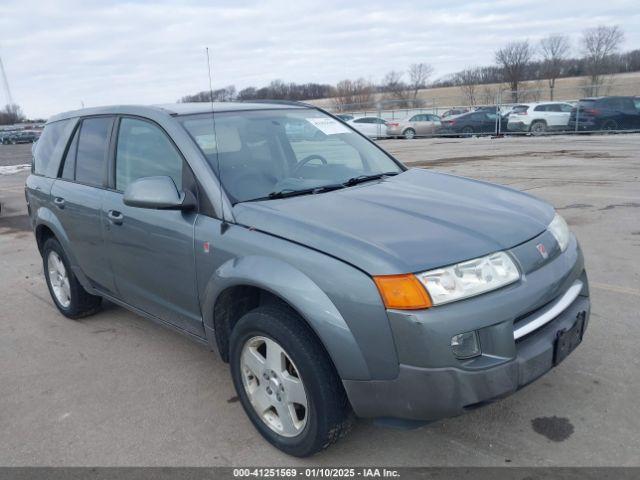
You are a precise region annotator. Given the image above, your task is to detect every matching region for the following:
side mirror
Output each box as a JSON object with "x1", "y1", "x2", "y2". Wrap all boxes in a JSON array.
[{"x1": 123, "y1": 176, "x2": 196, "y2": 210}]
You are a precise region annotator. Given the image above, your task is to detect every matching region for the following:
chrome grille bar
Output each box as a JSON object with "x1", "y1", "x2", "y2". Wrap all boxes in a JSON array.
[{"x1": 513, "y1": 280, "x2": 584, "y2": 340}]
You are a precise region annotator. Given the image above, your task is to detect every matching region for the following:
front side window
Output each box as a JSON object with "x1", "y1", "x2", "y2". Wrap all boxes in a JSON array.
[
  {"x1": 115, "y1": 118, "x2": 183, "y2": 192},
  {"x1": 75, "y1": 117, "x2": 113, "y2": 187},
  {"x1": 180, "y1": 108, "x2": 402, "y2": 203}
]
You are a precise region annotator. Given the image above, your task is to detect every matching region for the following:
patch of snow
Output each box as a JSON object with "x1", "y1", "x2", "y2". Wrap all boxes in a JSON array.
[{"x1": 0, "y1": 164, "x2": 31, "y2": 175}]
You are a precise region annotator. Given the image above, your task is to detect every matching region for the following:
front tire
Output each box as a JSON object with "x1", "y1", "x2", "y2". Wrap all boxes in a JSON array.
[
  {"x1": 43, "y1": 238, "x2": 102, "y2": 319},
  {"x1": 229, "y1": 304, "x2": 353, "y2": 457}
]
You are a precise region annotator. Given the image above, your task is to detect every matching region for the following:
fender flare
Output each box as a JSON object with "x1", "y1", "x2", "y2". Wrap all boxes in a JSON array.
[
  {"x1": 34, "y1": 207, "x2": 95, "y2": 294},
  {"x1": 201, "y1": 255, "x2": 372, "y2": 381}
]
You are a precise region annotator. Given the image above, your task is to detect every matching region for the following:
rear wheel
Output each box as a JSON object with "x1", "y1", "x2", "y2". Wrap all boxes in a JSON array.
[
  {"x1": 601, "y1": 120, "x2": 618, "y2": 132},
  {"x1": 530, "y1": 120, "x2": 547, "y2": 135},
  {"x1": 403, "y1": 128, "x2": 416, "y2": 140},
  {"x1": 43, "y1": 238, "x2": 102, "y2": 319},
  {"x1": 461, "y1": 126, "x2": 474, "y2": 135},
  {"x1": 229, "y1": 304, "x2": 353, "y2": 457}
]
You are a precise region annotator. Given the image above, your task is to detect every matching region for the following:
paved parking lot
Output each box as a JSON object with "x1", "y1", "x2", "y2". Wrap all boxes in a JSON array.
[{"x1": 1, "y1": 134, "x2": 639, "y2": 466}]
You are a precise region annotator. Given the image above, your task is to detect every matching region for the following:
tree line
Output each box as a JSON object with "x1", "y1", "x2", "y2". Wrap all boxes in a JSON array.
[
  {"x1": 452, "y1": 25, "x2": 632, "y2": 103},
  {"x1": 180, "y1": 25, "x2": 634, "y2": 109}
]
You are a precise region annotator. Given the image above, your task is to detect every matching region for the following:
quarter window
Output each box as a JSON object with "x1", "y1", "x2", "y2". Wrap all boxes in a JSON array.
[
  {"x1": 75, "y1": 117, "x2": 113, "y2": 187},
  {"x1": 115, "y1": 118, "x2": 183, "y2": 192},
  {"x1": 33, "y1": 119, "x2": 71, "y2": 177}
]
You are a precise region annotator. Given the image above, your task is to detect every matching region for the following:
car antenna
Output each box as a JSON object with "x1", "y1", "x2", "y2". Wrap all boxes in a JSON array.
[{"x1": 206, "y1": 47, "x2": 228, "y2": 233}]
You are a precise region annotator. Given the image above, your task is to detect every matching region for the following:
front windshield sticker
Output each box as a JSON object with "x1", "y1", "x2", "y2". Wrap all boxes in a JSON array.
[{"x1": 306, "y1": 117, "x2": 350, "y2": 135}]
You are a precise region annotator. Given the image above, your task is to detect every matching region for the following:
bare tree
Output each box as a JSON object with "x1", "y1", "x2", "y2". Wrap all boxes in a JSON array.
[
  {"x1": 333, "y1": 78, "x2": 374, "y2": 111},
  {"x1": 582, "y1": 25, "x2": 625, "y2": 95},
  {"x1": 540, "y1": 35, "x2": 570, "y2": 100},
  {"x1": 380, "y1": 70, "x2": 410, "y2": 108},
  {"x1": 408, "y1": 63, "x2": 433, "y2": 101},
  {"x1": 495, "y1": 40, "x2": 534, "y2": 102},
  {"x1": 455, "y1": 68, "x2": 482, "y2": 106},
  {"x1": 0, "y1": 104, "x2": 24, "y2": 125}
]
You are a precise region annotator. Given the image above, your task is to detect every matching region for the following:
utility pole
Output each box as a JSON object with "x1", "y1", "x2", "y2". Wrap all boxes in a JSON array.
[{"x1": 0, "y1": 53, "x2": 14, "y2": 107}]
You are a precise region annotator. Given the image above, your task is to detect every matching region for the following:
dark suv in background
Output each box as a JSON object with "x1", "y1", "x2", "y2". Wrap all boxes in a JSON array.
[{"x1": 568, "y1": 96, "x2": 640, "y2": 131}]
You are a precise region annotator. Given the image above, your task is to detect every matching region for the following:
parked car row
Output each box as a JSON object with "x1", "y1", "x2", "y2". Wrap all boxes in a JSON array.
[
  {"x1": 339, "y1": 96, "x2": 640, "y2": 139},
  {"x1": 0, "y1": 130, "x2": 40, "y2": 144}
]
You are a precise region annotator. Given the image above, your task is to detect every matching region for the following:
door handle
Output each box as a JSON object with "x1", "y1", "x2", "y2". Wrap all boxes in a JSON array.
[
  {"x1": 107, "y1": 209, "x2": 123, "y2": 225},
  {"x1": 53, "y1": 197, "x2": 65, "y2": 209}
]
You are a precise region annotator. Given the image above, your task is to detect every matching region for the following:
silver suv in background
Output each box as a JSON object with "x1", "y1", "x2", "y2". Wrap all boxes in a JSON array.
[
  {"x1": 26, "y1": 102, "x2": 590, "y2": 457},
  {"x1": 507, "y1": 102, "x2": 574, "y2": 134}
]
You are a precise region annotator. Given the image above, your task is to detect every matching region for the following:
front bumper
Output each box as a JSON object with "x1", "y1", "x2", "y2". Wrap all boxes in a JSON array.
[
  {"x1": 343, "y1": 232, "x2": 589, "y2": 420},
  {"x1": 343, "y1": 293, "x2": 589, "y2": 420}
]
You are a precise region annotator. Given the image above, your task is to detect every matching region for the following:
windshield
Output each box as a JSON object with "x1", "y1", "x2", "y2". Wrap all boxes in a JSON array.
[{"x1": 179, "y1": 108, "x2": 403, "y2": 203}]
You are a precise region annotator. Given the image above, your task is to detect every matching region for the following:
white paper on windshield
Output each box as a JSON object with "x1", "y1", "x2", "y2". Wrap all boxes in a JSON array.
[{"x1": 306, "y1": 117, "x2": 350, "y2": 135}]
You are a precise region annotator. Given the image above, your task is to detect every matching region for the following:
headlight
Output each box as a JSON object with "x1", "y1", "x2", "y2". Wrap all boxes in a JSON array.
[
  {"x1": 416, "y1": 251, "x2": 520, "y2": 306},
  {"x1": 548, "y1": 213, "x2": 571, "y2": 252}
]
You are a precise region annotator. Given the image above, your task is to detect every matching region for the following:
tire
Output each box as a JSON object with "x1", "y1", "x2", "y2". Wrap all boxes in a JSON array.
[
  {"x1": 461, "y1": 126, "x2": 474, "y2": 135},
  {"x1": 601, "y1": 120, "x2": 618, "y2": 132},
  {"x1": 230, "y1": 304, "x2": 353, "y2": 457},
  {"x1": 403, "y1": 128, "x2": 416, "y2": 140},
  {"x1": 42, "y1": 237, "x2": 102, "y2": 319},
  {"x1": 530, "y1": 120, "x2": 547, "y2": 135}
]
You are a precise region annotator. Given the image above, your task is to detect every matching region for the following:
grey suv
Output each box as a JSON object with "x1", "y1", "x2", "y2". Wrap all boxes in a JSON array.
[{"x1": 26, "y1": 102, "x2": 590, "y2": 457}]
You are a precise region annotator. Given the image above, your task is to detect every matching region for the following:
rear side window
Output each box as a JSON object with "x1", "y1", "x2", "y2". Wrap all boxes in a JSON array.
[
  {"x1": 512, "y1": 105, "x2": 529, "y2": 114},
  {"x1": 115, "y1": 117, "x2": 183, "y2": 192},
  {"x1": 75, "y1": 117, "x2": 113, "y2": 187},
  {"x1": 534, "y1": 105, "x2": 548, "y2": 112},
  {"x1": 33, "y1": 119, "x2": 71, "y2": 177}
]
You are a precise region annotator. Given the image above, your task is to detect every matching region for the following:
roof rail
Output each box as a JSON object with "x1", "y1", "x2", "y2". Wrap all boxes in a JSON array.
[{"x1": 240, "y1": 99, "x2": 314, "y2": 108}]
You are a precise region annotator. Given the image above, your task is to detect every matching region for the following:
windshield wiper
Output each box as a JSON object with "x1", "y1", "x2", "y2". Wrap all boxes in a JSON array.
[
  {"x1": 245, "y1": 183, "x2": 345, "y2": 202},
  {"x1": 343, "y1": 171, "x2": 400, "y2": 187}
]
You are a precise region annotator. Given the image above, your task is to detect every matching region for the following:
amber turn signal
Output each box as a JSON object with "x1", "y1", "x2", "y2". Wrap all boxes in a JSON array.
[{"x1": 373, "y1": 274, "x2": 433, "y2": 310}]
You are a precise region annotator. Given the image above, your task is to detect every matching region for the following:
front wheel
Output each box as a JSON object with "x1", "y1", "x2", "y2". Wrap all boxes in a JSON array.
[{"x1": 229, "y1": 304, "x2": 353, "y2": 457}]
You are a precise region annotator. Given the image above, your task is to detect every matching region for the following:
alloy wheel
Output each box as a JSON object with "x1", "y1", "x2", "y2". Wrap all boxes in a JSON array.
[
  {"x1": 240, "y1": 336, "x2": 308, "y2": 437},
  {"x1": 47, "y1": 251, "x2": 71, "y2": 308}
]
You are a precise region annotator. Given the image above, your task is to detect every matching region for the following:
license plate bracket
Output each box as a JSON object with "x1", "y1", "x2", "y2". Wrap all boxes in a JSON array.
[{"x1": 553, "y1": 312, "x2": 586, "y2": 365}]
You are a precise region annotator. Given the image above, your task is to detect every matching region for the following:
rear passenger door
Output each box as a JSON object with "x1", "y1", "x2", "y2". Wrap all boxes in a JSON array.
[
  {"x1": 102, "y1": 116, "x2": 203, "y2": 335},
  {"x1": 51, "y1": 116, "x2": 117, "y2": 294}
]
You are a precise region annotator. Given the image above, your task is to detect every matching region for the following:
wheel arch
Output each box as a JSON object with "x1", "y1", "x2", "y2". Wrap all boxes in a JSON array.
[
  {"x1": 201, "y1": 255, "x2": 371, "y2": 381},
  {"x1": 33, "y1": 208, "x2": 94, "y2": 293}
]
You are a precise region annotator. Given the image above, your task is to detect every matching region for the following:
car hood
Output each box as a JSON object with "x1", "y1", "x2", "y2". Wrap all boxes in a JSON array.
[{"x1": 233, "y1": 169, "x2": 554, "y2": 275}]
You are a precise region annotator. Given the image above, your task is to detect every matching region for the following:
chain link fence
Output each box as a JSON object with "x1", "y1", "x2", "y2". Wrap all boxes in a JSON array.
[{"x1": 321, "y1": 77, "x2": 640, "y2": 139}]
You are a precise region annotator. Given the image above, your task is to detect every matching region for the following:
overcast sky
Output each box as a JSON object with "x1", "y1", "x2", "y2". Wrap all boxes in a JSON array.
[{"x1": 1, "y1": 0, "x2": 639, "y2": 119}]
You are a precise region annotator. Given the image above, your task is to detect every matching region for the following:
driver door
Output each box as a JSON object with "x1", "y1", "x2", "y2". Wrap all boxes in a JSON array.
[{"x1": 102, "y1": 116, "x2": 203, "y2": 336}]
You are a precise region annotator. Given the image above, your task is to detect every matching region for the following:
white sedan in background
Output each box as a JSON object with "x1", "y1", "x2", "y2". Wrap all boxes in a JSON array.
[{"x1": 347, "y1": 116, "x2": 389, "y2": 138}]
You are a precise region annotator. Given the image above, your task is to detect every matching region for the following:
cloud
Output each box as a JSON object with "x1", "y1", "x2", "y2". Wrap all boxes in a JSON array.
[{"x1": 1, "y1": 0, "x2": 638, "y2": 118}]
